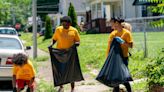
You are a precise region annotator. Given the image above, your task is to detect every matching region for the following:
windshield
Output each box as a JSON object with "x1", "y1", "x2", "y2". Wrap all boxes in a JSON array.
[
  {"x1": 0, "y1": 29, "x2": 17, "y2": 35},
  {"x1": 0, "y1": 38, "x2": 22, "y2": 49}
]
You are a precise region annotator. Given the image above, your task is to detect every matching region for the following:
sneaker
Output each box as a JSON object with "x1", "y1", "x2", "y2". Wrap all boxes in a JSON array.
[{"x1": 58, "y1": 87, "x2": 64, "y2": 92}]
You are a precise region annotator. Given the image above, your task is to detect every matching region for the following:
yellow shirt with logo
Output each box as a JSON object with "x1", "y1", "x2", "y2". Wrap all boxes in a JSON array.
[
  {"x1": 13, "y1": 60, "x2": 36, "y2": 80},
  {"x1": 52, "y1": 26, "x2": 80, "y2": 49},
  {"x1": 107, "y1": 28, "x2": 133, "y2": 57}
]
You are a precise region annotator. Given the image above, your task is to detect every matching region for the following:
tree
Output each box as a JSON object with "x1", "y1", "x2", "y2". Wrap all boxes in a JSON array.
[
  {"x1": 145, "y1": 0, "x2": 164, "y2": 27},
  {"x1": 44, "y1": 15, "x2": 53, "y2": 39},
  {"x1": 0, "y1": 0, "x2": 31, "y2": 27},
  {"x1": 68, "y1": 3, "x2": 80, "y2": 32}
]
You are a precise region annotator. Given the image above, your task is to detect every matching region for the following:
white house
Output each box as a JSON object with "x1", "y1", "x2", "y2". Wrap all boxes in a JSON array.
[
  {"x1": 58, "y1": 0, "x2": 86, "y2": 25},
  {"x1": 85, "y1": 0, "x2": 143, "y2": 21}
]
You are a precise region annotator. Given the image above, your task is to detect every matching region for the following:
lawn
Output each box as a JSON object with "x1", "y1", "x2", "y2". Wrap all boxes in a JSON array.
[{"x1": 20, "y1": 31, "x2": 164, "y2": 79}]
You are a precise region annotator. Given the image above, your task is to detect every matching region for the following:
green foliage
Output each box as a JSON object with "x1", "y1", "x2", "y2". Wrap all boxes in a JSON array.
[
  {"x1": 36, "y1": 80, "x2": 57, "y2": 92},
  {"x1": 34, "y1": 56, "x2": 49, "y2": 62},
  {"x1": 20, "y1": 32, "x2": 33, "y2": 46},
  {"x1": 149, "y1": 19, "x2": 164, "y2": 28},
  {"x1": 146, "y1": 0, "x2": 164, "y2": 28},
  {"x1": 86, "y1": 28, "x2": 99, "y2": 34},
  {"x1": 44, "y1": 16, "x2": 53, "y2": 39},
  {"x1": 0, "y1": 0, "x2": 31, "y2": 26},
  {"x1": 131, "y1": 80, "x2": 148, "y2": 92},
  {"x1": 67, "y1": 3, "x2": 80, "y2": 32},
  {"x1": 145, "y1": 52, "x2": 164, "y2": 88}
]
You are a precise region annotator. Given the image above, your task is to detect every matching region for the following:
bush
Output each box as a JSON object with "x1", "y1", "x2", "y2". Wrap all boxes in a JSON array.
[
  {"x1": 68, "y1": 3, "x2": 81, "y2": 32},
  {"x1": 145, "y1": 51, "x2": 164, "y2": 90},
  {"x1": 86, "y1": 28, "x2": 99, "y2": 34},
  {"x1": 44, "y1": 16, "x2": 53, "y2": 39}
]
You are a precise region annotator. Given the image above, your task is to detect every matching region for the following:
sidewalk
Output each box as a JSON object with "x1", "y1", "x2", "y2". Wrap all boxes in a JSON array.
[{"x1": 26, "y1": 48, "x2": 146, "y2": 92}]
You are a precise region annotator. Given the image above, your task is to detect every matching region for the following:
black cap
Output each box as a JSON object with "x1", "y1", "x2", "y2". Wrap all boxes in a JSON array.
[{"x1": 61, "y1": 16, "x2": 72, "y2": 23}]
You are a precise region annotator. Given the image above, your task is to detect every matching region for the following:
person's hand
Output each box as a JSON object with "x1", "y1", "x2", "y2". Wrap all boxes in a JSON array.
[
  {"x1": 48, "y1": 44, "x2": 53, "y2": 48},
  {"x1": 13, "y1": 87, "x2": 17, "y2": 92},
  {"x1": 26, "y1": 87, "x2": 30, "y2": 92},
  {"x1": 74, "y1": 42, "x2": 80, "y2": 47},
  {"x1": 115, "y1": 37, "x2": 125, "y2": 44}
]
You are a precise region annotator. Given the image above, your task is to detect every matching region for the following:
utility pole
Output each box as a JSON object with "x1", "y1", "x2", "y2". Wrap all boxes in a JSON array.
[
  {"x1": 11, "y1": 0, "x2": 16, "y2": 26},
  {"x1": 32, "y1": 0, "x2": 37, "y2": 59},
  {"x1": 11, "y1": 8, "x2": 16, "y2": 26},
  {"x1": 122, "y1": 0, "x2": 126, "y2": 18}
]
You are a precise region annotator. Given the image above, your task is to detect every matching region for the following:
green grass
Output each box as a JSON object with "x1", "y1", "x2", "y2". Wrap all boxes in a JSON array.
[
  {"x1": 20, "y1": 32, "x2": 164, "y2": 79},
  {"x1": 36, "y1": 79, "x2": 57, "y2": 92},
  {"x1": 131, "y1": 80, "x2": 148, "y2": 92},
  {"x1": 34, "y1": 56, "x2": 49, "y2": 62}
]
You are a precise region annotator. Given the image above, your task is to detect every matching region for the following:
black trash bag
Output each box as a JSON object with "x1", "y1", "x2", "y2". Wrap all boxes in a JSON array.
[
  {"x1": 48, "y1": 45, "x2": 84, "y2": 86},
  {"x1": 96, "y1": 38, "x2": 133, "y2": 87}
]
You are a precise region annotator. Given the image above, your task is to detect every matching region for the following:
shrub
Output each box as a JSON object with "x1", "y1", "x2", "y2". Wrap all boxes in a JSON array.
[
  {"x1": 44, "y1": 16, "x2": 53, "y2": 39},
  {"x1": 68, "y1": 3, "x2": 80, "y2": 32},
  {"x1": 145, "y1": 51, "x2": 164, "y2": 90},
  {"x1": 86, "y1": 28, "x2": 99, "y2": 34}
]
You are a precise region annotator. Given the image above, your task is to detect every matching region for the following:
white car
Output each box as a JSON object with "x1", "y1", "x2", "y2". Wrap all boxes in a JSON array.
[
  {"x1": 0, "y1": 35, "x2": 30, "y2": 81},
  {"x1": 0, "y1": 27, "x2": 20, "y2": 36}
]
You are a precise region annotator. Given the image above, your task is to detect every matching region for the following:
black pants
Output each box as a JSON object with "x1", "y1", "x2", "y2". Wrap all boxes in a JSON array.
[
  {"x1": 113, "y1": 82, "x2": 132, "y2": 92},
  {"x1": 113, "y1": 57, "x2": 132, "y2": 92}
]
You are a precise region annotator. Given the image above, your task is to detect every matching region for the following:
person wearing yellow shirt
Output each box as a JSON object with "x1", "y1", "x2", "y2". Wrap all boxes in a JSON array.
[
  {"x1": 107, "y1": 18, "x2": 133, "y2": 92},
  {"x1": 49, "y1": 16, "x2": 80, "y2": 92},
  {"x1": 12, "y1": 53, "x2": 36, "y2": 92}
]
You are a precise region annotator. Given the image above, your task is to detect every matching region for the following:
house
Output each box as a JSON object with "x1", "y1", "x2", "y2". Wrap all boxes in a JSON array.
[
  {"x1": 85, "y1": 0, "x2": 143, "y2": 21},
  {"x1": 84, "y1": 0, "x2": 164, "y2": 32},
  {"x1": 59, "y1": 0, "x2": 86, "y2": 25},
  {"x1": 37, "y1": 0, "x2": 86, "y2": 26}
]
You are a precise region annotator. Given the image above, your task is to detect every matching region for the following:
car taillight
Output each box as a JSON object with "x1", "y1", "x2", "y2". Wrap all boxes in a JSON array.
[{"x1": 6, "y1": 57, "x2": 13, "y2": 65}]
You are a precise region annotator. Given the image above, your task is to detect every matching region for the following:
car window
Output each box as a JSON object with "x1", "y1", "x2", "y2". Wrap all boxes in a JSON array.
[
  {"x1": 0, "y1": 29, "x2": 17, "y2": 35},
  {"x1": 0, "y1": 38, "x2": 22, "y2": 49}
]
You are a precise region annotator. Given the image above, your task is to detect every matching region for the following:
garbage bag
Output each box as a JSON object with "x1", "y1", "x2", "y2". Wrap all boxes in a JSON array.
[
  {"x1": 48, "y1": 45, "x2": 84, "y2": 86},
  {"x1": 96, "y1": 38, "x2": 133, "y2": 87}
]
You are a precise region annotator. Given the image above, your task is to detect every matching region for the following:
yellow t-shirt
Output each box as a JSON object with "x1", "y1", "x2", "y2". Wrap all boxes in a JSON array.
[
  {"x1": 13, "y1": 60, "x2": 36, "y2": 80},
  {"x1": 52, "y1": 26, "x2": 80, "y2": 49},
  {"x1": 107, "y1": 28, "x2": 133, "y2": 57}
]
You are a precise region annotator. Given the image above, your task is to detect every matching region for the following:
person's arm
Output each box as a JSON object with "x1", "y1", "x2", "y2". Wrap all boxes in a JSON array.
[
  {"x1": 123, "y1": 32, "x2": 133, "y2": 48},
  {"x1": 49, "y1": 40, "x2": 56, "y2": 47},
  {"x1": 49, "y1": 28, "x2": 58, "y2": 48},
  {"x1": 12, "y1": 75, "x2": 17, "y2": 92},
  {"x1": 29, "y1": 77, "x2": 35, "y2": 87},
  {"x1": 12, "y1": 75, "x2": 16, "y2": 88},
  {"x1": 106, "y1": 32, "x2": 115, "y2": 57},
  {"x1": 12, "y1": 64, "x2": 17, "y2": 91},
  {"x1": 28, "y1": 60, "x2": 36, "y2": 88},
  {"x1": 74, "y1": 30, "x2": 80, "y2": 47},
  {"x1": 124, "y1": 42, "x2": 133, "y2": 48}
]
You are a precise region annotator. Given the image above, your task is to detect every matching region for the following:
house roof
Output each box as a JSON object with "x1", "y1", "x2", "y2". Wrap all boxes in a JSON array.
[
  {"x1": 37, "y1": 0, "x2": 59, "y2": 14},
  {"x1": 133, "y1": 0, "x2": 162, "y2": 6}
]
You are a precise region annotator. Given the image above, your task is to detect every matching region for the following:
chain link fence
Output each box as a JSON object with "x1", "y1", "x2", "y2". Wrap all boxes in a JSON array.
[{"x1": 125, "y1": 16, "x2": 164, "y2": 58}]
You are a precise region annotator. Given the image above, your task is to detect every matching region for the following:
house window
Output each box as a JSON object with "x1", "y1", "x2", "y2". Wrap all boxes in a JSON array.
[{"x1": 142, "y1": 6, "x2": 147, "y2": 17}]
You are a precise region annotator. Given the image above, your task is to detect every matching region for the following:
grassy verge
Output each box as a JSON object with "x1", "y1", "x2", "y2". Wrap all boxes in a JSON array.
[
  {"x1": 29, "y1": 56, "x2": 56, "y2": 92},
  {"x1": 36, "y1": 80, "x2": 57, "y2": 92},
  {"x1": 131, "y1": 80, "x2": 148, "y2": 92},
  {"x1": 20, "y1": 32, "x2": 164, "y2": 79}
]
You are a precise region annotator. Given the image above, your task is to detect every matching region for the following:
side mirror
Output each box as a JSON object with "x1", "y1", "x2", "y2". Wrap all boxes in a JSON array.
[
  {"x1": 26, "y1": 46, "x2": 31, "y2": 50},
  {"x1": 18, "y1": 34, "x2": 21, "y2": 36}
]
